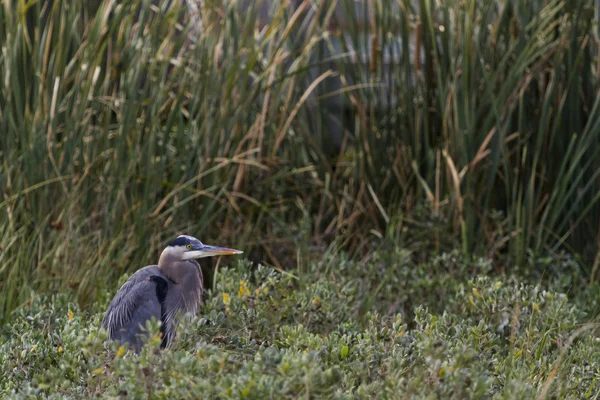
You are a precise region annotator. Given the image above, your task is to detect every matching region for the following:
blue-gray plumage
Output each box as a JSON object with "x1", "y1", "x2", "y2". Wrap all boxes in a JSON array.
[{"x1": 101, "y1": 235, "x2": 242, "y2": 351}]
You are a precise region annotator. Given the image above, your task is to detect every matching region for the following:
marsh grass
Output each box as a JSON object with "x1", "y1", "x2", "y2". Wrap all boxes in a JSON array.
[{"x1": 1, "y1": 0, "x2": 600, "y2": 320}]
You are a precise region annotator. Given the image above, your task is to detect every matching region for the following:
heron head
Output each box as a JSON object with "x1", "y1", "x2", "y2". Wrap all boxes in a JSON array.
[{"x1": 164, "y1": 235, "x2": 243, "y2": 260}]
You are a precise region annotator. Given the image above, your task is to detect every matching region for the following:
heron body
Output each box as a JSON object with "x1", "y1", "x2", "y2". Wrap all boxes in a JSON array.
[{"x1": 101, "y1": 235, "x2": 242, "y2": 351}]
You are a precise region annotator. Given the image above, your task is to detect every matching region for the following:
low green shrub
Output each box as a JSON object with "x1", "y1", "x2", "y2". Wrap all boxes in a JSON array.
[{"x1": 1, "y1": 250, "x2": 599, "y2": 399}]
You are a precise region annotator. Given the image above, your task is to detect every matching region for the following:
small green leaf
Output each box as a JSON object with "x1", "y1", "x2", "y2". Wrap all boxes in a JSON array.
[{"x1": 340, "y1": 345, "x2": 349, "y2": 359}]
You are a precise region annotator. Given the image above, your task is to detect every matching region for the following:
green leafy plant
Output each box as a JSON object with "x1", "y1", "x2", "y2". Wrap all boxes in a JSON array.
[{"x1": 1, "y1": 251, "x2": 599, "y2": 399}]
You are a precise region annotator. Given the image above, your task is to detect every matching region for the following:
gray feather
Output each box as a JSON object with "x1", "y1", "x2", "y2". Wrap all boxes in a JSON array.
[
  {"x1": 101, "y1": 266, "x2": 167, "y2": 351},
  {"x1": 101, "y1": 261, "x2": 203, "y2": 351}
]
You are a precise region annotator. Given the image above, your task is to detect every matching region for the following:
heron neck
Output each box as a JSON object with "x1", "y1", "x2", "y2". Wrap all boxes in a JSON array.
[
  {"x1": 159, "y1": 258, "x2": 203, "y2": 314},
  {"x1": 158, "y1": 249, "x2": 176, "y2": 278},
  {"x1": 155, "y1": 248, "x2": 203, "y2": 318},
  {"x1": 158, "y1": 251, "x2": 188, "y2": 283}
]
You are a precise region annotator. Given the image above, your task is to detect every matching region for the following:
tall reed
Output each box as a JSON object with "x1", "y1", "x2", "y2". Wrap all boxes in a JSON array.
[{"x1": 1, "y1": 0, "x2": 599, "y2": 320}]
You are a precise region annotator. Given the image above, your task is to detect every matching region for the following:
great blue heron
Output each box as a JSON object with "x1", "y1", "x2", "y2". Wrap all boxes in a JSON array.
[{"x1": 101, "y1": 235, "x2": 242, "y2": 351}]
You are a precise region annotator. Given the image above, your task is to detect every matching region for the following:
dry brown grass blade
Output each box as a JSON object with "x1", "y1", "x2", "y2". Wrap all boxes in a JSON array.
[
  {"x1": 229, "y1": 191, "x2": 263, "y2": 208},
  {"x1": 150, "y1": 149, "x2": 265, "y2": 218},
  {"x1": 261, "y1": 243, "x2": 285, "y2": 274},
  {"x1": 411, "y1": 161, "x2": 435, "y2": 205},
  {"x1": 273, "y1": 70, "x2": 337, "y2": 154},
  {"x1": 336, "y1": 184, "x2": 348, "y2": 235},
  {"x1": 279, "y1": 0, "x2": 310, "y2": 44},
  {"x1": 316, "y1": 83, "x2": 385, "y2": 100},
  {"x1": 221, "y1": 188, "x2": 241, "y2": 214},
  {"x1": 259, "y1": 50, "x2": 287, "y2": 152},
  {"x1": 211, "y1": 156, "x2": 269, "y2": 171},
  {"x1": 415, "y1": 19, "x2": 422, "y2": 79},
  {"x1": 236, "y1": 49, "x2": 288, "y2": 192},
  {"x1": 368, "y1": 183, "x2": 390, "y2": 224},
  {"x1": 444, "y1": 150, "x2": 464, "y2": 221},
  {"x1": 320, "y1": 181, "x2": 368, "y2": 240},
  {"x1": 46, "y1": 77, "x2": 69, "y2": 195},
  {"x1": 459, "y1": 127, "x2": 496, "y2": 180},
  {"x1": 536, "y1": 323, "x2": 599, "y2": 400}
]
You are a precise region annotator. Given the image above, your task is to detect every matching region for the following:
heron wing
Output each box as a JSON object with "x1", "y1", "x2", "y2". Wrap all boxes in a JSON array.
[{"x1": 101, "y1": 266, "x2": 169, "y2": 350}]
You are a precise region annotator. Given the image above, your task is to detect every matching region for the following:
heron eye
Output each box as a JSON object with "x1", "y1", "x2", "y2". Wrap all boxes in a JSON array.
[{"x1": 186, "y1": 244, "x2": 192, "y2": 250}]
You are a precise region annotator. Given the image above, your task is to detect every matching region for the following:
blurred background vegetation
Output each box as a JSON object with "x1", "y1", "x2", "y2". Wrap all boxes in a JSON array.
[{"x1": 1, "y1": 0, "x2": 600, "y2": 321}]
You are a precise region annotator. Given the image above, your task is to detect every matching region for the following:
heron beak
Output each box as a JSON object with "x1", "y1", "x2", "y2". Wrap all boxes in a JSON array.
[{"x1": 196, "y1": 244, "x2": 243, "y2": 257}]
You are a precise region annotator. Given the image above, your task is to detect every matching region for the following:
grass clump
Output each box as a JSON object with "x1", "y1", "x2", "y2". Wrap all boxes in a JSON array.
[{"x1": 1, "y1": 250, "x2": 599, "y2": 399}]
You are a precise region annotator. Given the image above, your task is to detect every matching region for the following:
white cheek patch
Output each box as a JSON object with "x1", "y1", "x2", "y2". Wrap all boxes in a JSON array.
[{"x1": 182, "y1": 250, "x2": 204, "y2": 260}]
